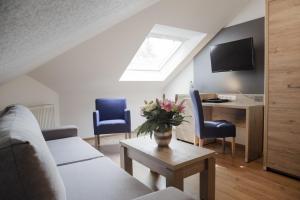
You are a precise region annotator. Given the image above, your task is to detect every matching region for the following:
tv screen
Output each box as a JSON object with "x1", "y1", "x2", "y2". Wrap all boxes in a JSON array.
[{"x1": 210, "y1": 37, "x2": 254, "y2": 73}]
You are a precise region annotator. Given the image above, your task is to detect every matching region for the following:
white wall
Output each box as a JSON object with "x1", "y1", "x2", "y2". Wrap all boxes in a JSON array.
[
  {"x1": 0, "y1": 75, "x2": 60, "y2": 126},
  {"x1": 164, "y1": 61, "x2": 194, "y2": 98},
  {"x1": 226, "y1": 0, "x2": 265, "y2": 27}
]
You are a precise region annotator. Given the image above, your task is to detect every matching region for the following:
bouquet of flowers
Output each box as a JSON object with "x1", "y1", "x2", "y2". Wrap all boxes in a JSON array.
[{"x1": 137, "y1": 94, "x2": 186, "y2": 138}]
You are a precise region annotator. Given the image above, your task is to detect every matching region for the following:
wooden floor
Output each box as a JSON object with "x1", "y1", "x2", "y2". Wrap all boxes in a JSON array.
[{"x1": 86, "y1": 134, "x2": 300, "y2": 200}]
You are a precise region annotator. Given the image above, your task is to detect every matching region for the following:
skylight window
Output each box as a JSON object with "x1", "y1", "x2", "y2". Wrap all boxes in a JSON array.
[
  {"x1": 120, "y1": 24, "x2": 207, "y2": 81},
  {"x1": 128, "y1": 36, "x2": 182, "y2": 71}
]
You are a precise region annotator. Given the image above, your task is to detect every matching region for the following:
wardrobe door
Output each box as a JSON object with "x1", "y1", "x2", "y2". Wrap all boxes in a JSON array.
[{"x1": 265, "y1": 0, "x2": 300, "y2": 177}]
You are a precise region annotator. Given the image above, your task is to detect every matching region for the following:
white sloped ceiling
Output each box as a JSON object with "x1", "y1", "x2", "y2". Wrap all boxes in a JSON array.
[{"x1": 0, "y1": 0, "x2": 159, "y2": 84}]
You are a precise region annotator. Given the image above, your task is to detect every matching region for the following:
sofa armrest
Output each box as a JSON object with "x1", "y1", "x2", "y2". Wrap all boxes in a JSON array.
[
  {"x1": 132, "y1": 187, "x2": 194, "y2": 200},
  {"x1": 42, "y1": 125, "x2": 78, "y2": 141}
]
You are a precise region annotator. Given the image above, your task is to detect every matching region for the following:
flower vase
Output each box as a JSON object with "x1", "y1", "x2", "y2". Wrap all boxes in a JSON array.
[{"x1": 154, "y1": 129, "x2": 172, "y2": 147}]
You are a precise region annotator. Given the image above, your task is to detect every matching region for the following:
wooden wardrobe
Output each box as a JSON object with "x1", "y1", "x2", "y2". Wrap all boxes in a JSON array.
[{"x1": 264, "y1": 0, "x2": 300, "y2": 178}]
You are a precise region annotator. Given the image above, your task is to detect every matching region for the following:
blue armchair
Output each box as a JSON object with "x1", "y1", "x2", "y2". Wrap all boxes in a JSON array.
[
  {"x1": 93, "y1": 98, "x2": 131, "y2": 148},
  {"x1": 190, "y1": 90, "x2": 236, "y2": 155}
]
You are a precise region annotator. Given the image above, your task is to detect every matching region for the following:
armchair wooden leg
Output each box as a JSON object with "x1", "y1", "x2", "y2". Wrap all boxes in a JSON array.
[
  {"x1": 125, "y1": 133, "x2": 128, "y2": 139},
  {"x1": 222, "y1": 138, "x2": 226, "y2": 153},
  {"x1": 194, "y1": 135, "x2": 199, "y2": 146},
  {"x1": 128, "y1": 132, "x2": 131, "y2": 139},
  {"x1": 95, "y1": 135, "x2": 100, "y2": 149},
  {"x1": 199, "y1": 139, "x2": 205, "y2": 147},
  {"x1": 232, "y1": 137, "x2": 236, "y2": 156}
]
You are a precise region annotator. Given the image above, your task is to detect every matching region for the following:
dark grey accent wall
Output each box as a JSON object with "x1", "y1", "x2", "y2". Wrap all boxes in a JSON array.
[{"x1": 194, "y1": 17, "x2": 264, "y2": 94}]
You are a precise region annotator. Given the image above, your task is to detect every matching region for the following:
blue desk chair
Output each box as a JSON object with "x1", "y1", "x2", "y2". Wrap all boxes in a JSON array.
[
  {"x1": 190, "y1": 90, "x2": 236, "y2": 155},
  {"x1": 93, "y1": 98, "x2": 131, "y2": 148}
]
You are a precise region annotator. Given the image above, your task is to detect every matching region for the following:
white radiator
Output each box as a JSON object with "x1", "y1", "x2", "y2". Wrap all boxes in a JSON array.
[{"x1": 29, "y1": 104, "x2": 55, "y2": 129}]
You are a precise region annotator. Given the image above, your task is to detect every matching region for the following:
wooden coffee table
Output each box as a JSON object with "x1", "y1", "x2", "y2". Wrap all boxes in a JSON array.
[{"x1": 120, "y1": 137, "x2": 216, "y2": 200}]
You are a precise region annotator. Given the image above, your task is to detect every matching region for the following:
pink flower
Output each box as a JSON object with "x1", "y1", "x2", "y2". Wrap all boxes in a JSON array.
[
  {"x1": 177, "y1": 100, "x2": 185, "y2": 113},
  {"x1": 177, "y1": 104, "x2": 185, "y2": 113},
  {"x1": 159, "y1": 98, "x2": 186, "y2": 113},
  {"x1": 160, "y1": 100, "x2": 173, "y2": 112}
]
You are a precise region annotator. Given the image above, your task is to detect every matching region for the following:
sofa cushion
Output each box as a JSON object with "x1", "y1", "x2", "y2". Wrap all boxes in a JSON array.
[
  {"x1": 47, "y1": 136, "x2": 104, "y2": 166},
  {"x1": 132, "y1": 187, "x2": 194, "y2": 200},
  {"x1": 59, "y1": 157, "x2": 152, "y2": 200},
  {"x1": 0, "y1": 105, "x2": 66, "y2": 200}
]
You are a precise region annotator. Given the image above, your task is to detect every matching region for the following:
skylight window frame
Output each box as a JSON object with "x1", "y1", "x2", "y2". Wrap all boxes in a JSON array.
[
  {"x1": 119, "y1": 24, "x2": 207, "y2": 82},
  {"x1": 126, "y1": 33, "x2": 185, "y2": 72}
]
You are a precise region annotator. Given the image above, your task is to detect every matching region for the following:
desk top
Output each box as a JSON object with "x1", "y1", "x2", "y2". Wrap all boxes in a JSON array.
[
  {"x1": 120, "y1": 137, "x2": 215, "y2": 170},
  {"x1": 202, "y1": 101, "x2": 264, "y2": 109}
]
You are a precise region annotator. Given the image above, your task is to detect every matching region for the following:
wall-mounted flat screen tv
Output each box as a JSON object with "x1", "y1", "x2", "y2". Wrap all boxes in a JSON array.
[{"x1": 210, "y1": 37, "x2": 255, "y2": 73}]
